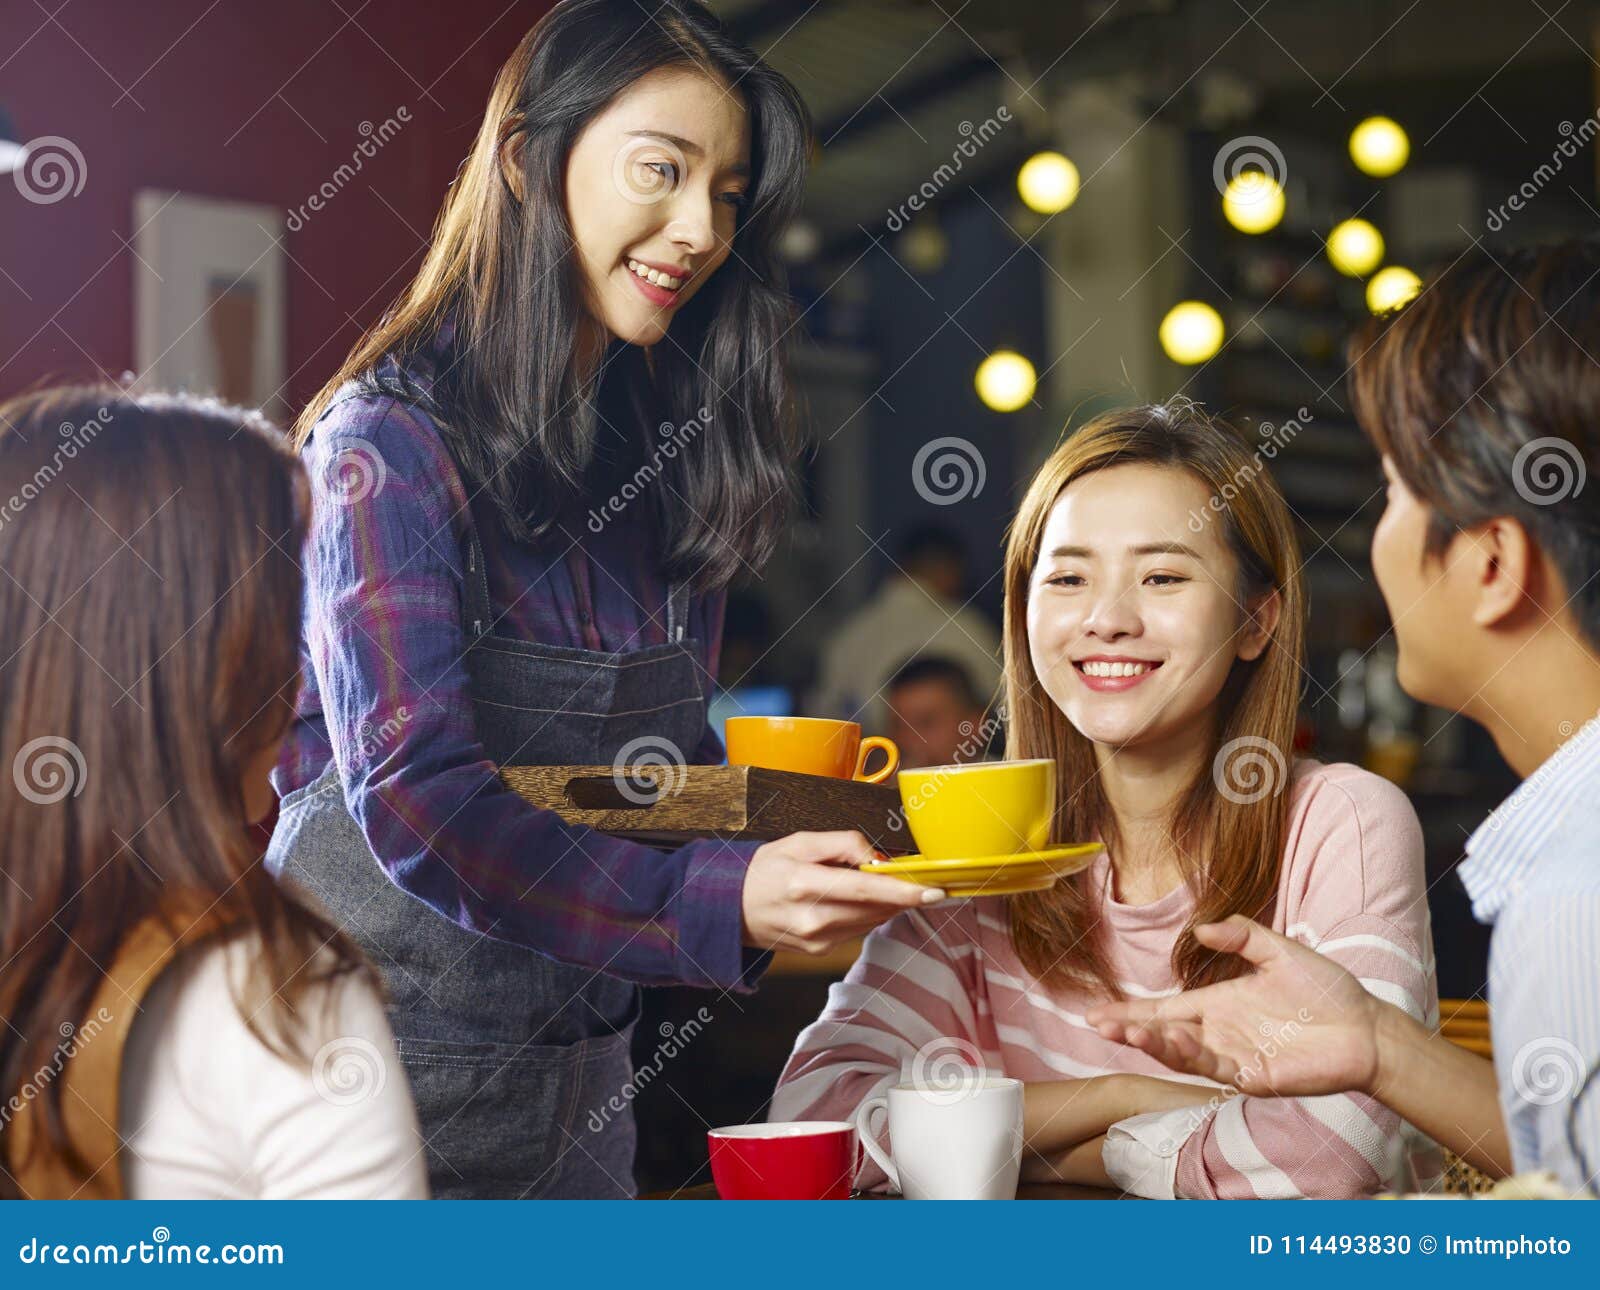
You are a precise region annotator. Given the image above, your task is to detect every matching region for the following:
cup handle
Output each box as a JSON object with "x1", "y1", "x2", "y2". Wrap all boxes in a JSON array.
[
  {"x1": 854, "y1": 1095, "x2": 899, "y2": 1193},
  {"x1": 854, "y1": 736, "x2": 900, "y2": 784}
]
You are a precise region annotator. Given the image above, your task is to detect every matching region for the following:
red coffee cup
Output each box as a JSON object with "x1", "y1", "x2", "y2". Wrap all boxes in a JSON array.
[{"x1": 707, "y1": 1121, "x2": 857, "y2": 1200}]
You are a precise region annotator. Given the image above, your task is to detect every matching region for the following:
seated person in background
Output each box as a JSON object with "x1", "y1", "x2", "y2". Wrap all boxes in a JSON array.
[
  {"x1": 810, "y1": 524, "x2": 1002, "y2": 733},
  {"x1": 885, "y1": 656, "x2": 995, "y2": 769},
  {"x1": 1089, "y1": 238, "x2": 1600, "y2": 1194},
  {"x1": 0, "y1": 388, "x2": 425, "y2": 1200},
  {"x1": 771, "y1": 402, "x2": 1436, "y2": 1198}
]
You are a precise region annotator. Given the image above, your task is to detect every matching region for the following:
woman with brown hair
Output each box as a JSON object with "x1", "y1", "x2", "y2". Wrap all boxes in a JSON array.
[
  {"x1": 0, "y1": 387, "x2": 424, "y2": 1199},
  {"x1": 772, "y1": 402, "x2": 1436, "y2": 1198},
  {"x1": 1088, "y1": 238, "x2": 1600, "y2": 1193}
]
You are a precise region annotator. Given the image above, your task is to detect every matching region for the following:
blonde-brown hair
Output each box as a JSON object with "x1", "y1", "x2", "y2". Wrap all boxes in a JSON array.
[{"x1": 1003, "y1": 402, "x2": 1307, "y2": 997}]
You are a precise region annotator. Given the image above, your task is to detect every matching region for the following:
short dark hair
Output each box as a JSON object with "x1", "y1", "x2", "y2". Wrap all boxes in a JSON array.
[
  {"x1": 1348, "y1": 238, "x2": 1600, "y2": 648},
  {"x1": 886, "y1": 655, "x2": 984, "y2": 709}
]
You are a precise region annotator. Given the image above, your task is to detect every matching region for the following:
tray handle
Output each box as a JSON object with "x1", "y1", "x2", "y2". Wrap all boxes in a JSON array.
[{"x1": 562, "y1": 769, "x2": 668, "y2": 811}]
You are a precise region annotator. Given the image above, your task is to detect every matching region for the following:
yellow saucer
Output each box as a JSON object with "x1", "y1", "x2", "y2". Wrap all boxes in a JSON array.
[
  {"x1": 939, "y1": 873, "x2": 1059, "y2": 898},
  {"x1": 862, "y1": 843, "x2": 1102, "y2": 893}
]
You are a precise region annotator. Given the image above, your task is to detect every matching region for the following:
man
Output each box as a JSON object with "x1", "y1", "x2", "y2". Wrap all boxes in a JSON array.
[
  {"x1": 884, "y1": 656, "x2": 995, "y2": 769},
  {"x1": 1088, "y1": 238, "x2": 1600, "y2": 1192},
  {"x1": 811, "y1": 525, "x2": 1002, "y2": 734}
]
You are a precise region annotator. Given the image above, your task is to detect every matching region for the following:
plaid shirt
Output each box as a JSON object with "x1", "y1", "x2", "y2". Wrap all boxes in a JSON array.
[{"x1": 272, "y1": 333, "x2": 764, "y2": 991}]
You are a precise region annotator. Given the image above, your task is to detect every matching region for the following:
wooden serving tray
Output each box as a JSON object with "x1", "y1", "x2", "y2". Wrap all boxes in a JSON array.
[{"x1": 499, "y1": 763, "x2": 913, "y2": 853}]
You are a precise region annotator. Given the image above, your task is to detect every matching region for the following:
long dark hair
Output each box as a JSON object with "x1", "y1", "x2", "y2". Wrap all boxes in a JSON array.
[
  {"x1": 294, "y1": 0, "x2": 813, "y2": 588},
  {"x1": 0, "y1": 387, "x2": 371, "y2": 1195}
]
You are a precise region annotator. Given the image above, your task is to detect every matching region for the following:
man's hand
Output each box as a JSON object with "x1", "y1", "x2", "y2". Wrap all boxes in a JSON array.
[{"x1": 1085, "y1": 915, "x2": 1385, "y2": 1097}]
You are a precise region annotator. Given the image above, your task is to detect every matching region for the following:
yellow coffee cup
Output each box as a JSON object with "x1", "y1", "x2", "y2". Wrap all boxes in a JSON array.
[
  {"x1": 897, "y1": 758, "x2": 1056, "y2": 859},
  {"x1": 724, "y1": 717, "x2": 899, "y2": 784}
]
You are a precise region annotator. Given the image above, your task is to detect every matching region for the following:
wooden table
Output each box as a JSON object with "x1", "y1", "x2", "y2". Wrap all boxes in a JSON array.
[{"x1": 653, "y1": 1182, "x2": 1128, "y2": 1200}]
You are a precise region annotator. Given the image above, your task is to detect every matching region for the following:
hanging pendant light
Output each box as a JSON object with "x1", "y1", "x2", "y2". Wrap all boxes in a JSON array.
[{"x1": 1349, "y1": 116, "x2": 1409, "y2": 178}]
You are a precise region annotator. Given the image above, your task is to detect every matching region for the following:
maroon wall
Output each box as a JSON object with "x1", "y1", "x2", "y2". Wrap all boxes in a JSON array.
[{"x1": 0, "y1": 0, "x2": 556, "y2": 409}]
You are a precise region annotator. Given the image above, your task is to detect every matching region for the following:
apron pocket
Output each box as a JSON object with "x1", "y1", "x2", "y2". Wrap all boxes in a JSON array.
[{"x1": 395, "y1": 1031, "x2": 637, "y2": 1200}]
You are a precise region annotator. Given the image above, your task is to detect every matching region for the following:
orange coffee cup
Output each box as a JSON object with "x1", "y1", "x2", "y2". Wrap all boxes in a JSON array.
[{"x1": 724, "y1": 716, "x2": 900, "y2": 784}]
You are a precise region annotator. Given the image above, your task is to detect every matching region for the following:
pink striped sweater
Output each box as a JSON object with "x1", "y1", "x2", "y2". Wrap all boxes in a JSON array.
[{"x1": 770, "y1": 761, "x2": 1438, "y2": 1198}]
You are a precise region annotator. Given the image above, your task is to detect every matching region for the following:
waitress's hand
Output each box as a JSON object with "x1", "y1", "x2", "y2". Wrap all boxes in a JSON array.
[{"x1": 740, "y1": 830, "x2": 944, "y2": 955}]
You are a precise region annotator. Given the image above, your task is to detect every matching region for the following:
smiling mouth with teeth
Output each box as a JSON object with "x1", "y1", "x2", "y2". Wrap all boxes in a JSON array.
[
  {"x1": 626, "y1": 257, "x2": 685, "y2": 291},
  {"x1": 1075, "y1": 660, "x2": 1162, "y2": 678}
]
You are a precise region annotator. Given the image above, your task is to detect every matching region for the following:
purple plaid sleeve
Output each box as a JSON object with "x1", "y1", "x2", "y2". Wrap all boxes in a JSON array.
[{"x1": 290, "y1": 393, "x2": 764, "y2": 990}]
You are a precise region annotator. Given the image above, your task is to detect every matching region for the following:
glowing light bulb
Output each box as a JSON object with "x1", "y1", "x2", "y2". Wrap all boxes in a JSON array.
[
  {"x1": 1222, "y1": 171, "x2": 1285, "y2": 234},
  {"x1": 975, "y1": 350, "x2": 1037, "y2": 412},
  {"x1": 1349, "y1": 116, "x2": 1409, "y2": 178},
  {"x1": 1159, "y1": 302, "x2": 1225, "y2": 365},
  {"x1": 1366, "y1": 265, "x2": 1422, "y2": 314},
  {"x1": 1327, "y1": 218, "x2": 1385, "y2": 277},
  {"x1": 1017, "y1": 151, "x2": 1080, "y2": 215}
]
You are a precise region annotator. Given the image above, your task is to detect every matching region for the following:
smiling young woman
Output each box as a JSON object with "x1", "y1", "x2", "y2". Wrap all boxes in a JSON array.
[
  {"x1": 1085, "y1": 240, "x2": 1600, "y2": 1194},
  {"x1": 772, "y1": 403, "x2": 1437, "y2": 1199},
  {"x1": 269, "y1": 0, "x2": 934, "y2": 1200}
]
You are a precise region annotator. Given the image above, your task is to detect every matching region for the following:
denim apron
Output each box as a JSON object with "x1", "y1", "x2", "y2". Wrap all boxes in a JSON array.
[{"x1": 266, "y1": 519, "x2": 705, "y2": 1199}]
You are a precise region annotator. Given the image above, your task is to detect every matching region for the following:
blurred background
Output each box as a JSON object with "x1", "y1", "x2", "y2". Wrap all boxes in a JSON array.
[{"x1": 3, "y1": 0, "x2": 1596, "y2": 1191}]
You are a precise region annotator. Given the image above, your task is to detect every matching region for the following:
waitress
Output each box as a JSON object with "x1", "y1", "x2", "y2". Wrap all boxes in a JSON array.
[{"x1": 266, "y1": 0, "x2": 937, "y2": 1200}]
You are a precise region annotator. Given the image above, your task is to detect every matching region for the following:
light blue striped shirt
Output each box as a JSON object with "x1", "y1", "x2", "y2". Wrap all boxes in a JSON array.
[{"x1": 1459, "y1": 715, "x2": 1600, "y2": 1193}]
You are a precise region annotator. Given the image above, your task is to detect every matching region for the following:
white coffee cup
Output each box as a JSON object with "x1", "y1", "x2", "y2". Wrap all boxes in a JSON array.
[{"x1": 853, "y1": 1074, "x2": 1023, "y2": 1199}]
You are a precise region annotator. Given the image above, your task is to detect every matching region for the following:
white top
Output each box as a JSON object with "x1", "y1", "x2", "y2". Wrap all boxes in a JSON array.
[
  {"x1": 118, "y1": 934, "x2": 428, "y2": 1199},
  {"x1": 810, "y1": 577, "x2": 1004, "y2": 733}
]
